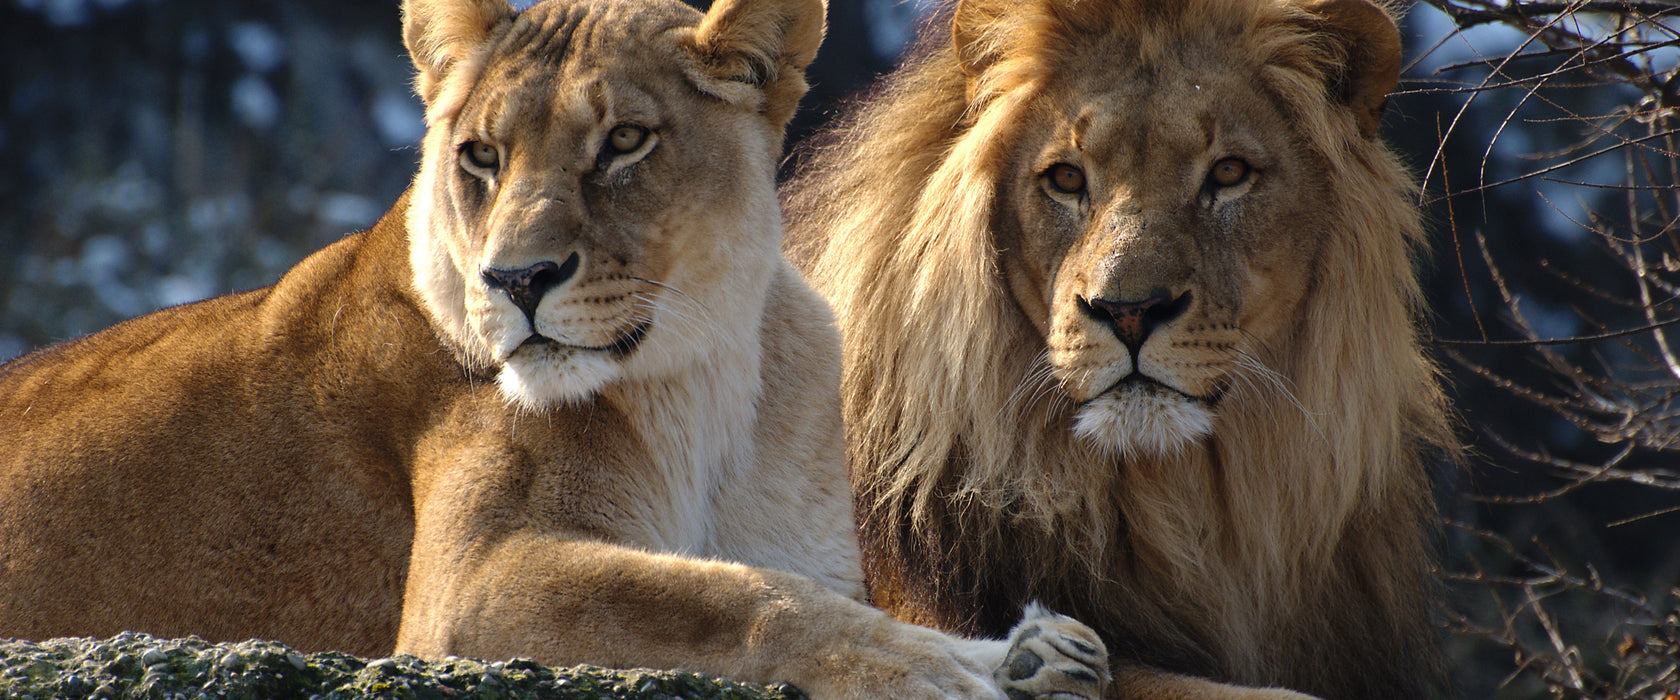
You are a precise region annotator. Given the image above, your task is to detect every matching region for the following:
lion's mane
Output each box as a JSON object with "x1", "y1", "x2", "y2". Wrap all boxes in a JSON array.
[{"x1": 784, "y1": 0, "x2": 1452, "y2": 697}]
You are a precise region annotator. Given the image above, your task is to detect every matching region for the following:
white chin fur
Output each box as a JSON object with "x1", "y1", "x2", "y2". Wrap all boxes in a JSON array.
[
  {"x1": 495, "y1": 351, "x2": 621, "y2": 410},
  {"x1": 1073, "y1": 383, "x2": 1215, "y2": 458}
]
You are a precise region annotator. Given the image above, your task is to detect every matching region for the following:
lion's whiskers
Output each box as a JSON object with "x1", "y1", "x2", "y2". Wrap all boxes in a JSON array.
[
  {"x1": 1227, "y1": 346, "x2": 1331, "y2": 449},
  {"x1": 1002, "y1": 350, "x2": 1070, "y2": 429}
]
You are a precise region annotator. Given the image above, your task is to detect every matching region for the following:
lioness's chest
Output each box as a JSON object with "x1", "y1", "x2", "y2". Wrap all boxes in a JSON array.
[{"x1": 412, "y1": 386, "x2": 729, "y2": 552}]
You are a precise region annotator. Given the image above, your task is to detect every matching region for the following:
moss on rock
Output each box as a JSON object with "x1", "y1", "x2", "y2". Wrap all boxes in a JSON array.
[{"x1": 0, "y1": 633, "x2": 807, "y2": 699}]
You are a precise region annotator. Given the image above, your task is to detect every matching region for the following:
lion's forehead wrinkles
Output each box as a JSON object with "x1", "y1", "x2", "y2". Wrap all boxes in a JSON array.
[
  {"x1": 1198, "y1": 113, "x2": 1218, "y2": 150},
  {"x1": 1069, "y1": 110, "x2": 1093, "y2": 153},
  {"x1": 1067, "y1": 78, "x2": 1260, "y2": 201}
]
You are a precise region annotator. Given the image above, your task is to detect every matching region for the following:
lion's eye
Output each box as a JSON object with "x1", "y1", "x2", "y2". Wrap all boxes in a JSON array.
[
  {"x1": 1208, "y1": 158, "x2": 1251, "y2": 188},
  {"x1": 462, "y1": 141, "x2": 500, "y2": 171},
  {"x1": 607, "y1": 125, "x2": 649, "y2": 155},
  {"x1": 1046, "y1": 163, "x2": 1086, "y2": 195}
]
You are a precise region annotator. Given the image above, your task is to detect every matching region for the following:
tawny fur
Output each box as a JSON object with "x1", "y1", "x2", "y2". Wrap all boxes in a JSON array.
[
  {"x1": 0, "y1": 0, "x2": 1111, "y2": 697},
  {"x1": 784, "y1": 1, "x2": 1452, "y2": 698}
]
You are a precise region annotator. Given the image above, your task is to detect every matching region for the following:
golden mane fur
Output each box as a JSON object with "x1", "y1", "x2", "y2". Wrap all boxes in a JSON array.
[{"x1": 785, "y1": 0, "x2": 1452, "y2": 697}]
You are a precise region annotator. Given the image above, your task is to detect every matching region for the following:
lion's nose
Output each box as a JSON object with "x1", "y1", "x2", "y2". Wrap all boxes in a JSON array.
[
  {"x1": 1083, "y1": 289, "x2": 1191, "y2": 350},
  {"x1": 481, "y1": 252, "x2": 580, "y2": 321}
]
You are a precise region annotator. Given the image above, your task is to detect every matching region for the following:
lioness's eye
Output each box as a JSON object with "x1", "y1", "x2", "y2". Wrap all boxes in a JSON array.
[
  {"x1": 1208, "y1": 158, "x2": 1251, "y2": 188},
  {"x1": 607, "y1": 125, "x2": 649, "y2": 155},
  {"x1": 462, "y1": 141, "x2": 500, "y2": 171},
  {"x1": 1046, "y1": 163, "x2": 1086, "y2": 195}
]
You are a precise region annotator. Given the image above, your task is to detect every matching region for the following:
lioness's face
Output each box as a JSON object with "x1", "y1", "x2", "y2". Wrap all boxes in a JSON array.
[
  {"x1": 409, "y1": 0, "x2": 787, "y2": 408},
  {"x1": 999, "y1": 41, "x2": 1326, "y2": 457}
]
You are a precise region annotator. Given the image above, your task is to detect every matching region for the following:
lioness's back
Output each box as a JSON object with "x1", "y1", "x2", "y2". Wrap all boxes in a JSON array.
[{"x1": 0, "y1": 209, "x2": 424, "y2": 655}]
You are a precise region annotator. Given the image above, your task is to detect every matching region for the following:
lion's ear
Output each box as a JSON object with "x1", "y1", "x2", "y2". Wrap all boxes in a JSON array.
[
  {"x1": 1298, "y1": 0, "x2": 1402, "y2": 139},
  {"x1": 684, "y1": 0, "x2": 827, "y2": 128},
  {"x1": 403, "y1": 0, "x2": 517, "y2": 105}
]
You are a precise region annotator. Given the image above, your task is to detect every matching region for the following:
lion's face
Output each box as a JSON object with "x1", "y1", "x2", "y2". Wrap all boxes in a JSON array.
[
  {"x1": 407, "y1": 0, "x2": 800, "y2": 408},
  {"x1": 998, "y1": 42, "x2": 1327, "y2": 457}
]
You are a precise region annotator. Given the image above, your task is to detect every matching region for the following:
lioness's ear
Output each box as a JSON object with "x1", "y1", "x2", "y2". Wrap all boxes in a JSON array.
[
  {"x1": 1298, "y1": 0, "x2": 1401, "y2": 139},
  {"x1": 403, "y1": 0, "x2": 517, "y2": 104},
  {"x1": 684, "y1": 0, "x2": 826, "y2": 127}
]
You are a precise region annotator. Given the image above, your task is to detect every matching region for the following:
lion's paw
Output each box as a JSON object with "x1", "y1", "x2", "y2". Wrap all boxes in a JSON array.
[{"x1": 994, "y1": 603, "x2": 1109, "y2": 700}]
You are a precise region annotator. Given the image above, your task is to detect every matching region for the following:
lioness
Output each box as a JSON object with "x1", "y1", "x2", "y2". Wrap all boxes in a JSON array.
[
  {"x1": 0, "y1": 0, "x2": 1107, "y2": 696},
  {"x1": 786, "y1": 0, "x2": 1452, "y2": 698}
]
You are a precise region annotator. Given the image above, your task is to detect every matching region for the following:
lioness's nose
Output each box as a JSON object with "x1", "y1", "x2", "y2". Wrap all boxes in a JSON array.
[
  {"x1": 481, "y1": 253, "x2": 580, "y2": 321},
  {"x1": 1083, "y1": 290, "x2": 1191, "y2": 350}
]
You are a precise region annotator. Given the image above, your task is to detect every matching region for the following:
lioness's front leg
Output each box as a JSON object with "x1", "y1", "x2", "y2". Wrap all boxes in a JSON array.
[
  {"x1": 398, "y1": 440, "x2": 1033, "y2": 700},
  {"x1": 398, "y1": 531, "x2": 1015, "y2": 698}
]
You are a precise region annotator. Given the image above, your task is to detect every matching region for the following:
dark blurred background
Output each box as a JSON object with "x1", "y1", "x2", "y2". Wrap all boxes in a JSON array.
[{"x1": 2, "y1": 0, "x2": 1675, "y2": 697}]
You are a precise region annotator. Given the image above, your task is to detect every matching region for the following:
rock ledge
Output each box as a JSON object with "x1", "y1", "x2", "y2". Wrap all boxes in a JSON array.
[{"x1": 0, "y1": 633, "x2": 805, "y2": 699}]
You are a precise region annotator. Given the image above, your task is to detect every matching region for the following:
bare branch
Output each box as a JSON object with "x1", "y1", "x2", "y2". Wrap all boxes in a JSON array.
[
  {"x1": 1432, "y1": 316, "x2": 1680, "y2": 346},
  {"x1": 1424, "y1": 2, "x2": 1680, "y2": 696}
]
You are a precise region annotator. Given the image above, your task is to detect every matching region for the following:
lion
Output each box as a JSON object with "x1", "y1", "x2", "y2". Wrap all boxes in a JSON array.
[
  {"x1": 783, "y1": 0, "x2": 1454, "y2": 698},
  {"x1": 0, "y1": 0, "x2": 1111, "y2": 696}
]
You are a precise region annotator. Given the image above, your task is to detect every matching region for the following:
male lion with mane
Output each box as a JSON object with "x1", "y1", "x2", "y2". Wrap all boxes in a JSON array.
[
  {"x1": 0, "y1": 0, "x2": 1109, "y2": 696},
  {"x1": 785, "y1": 0, "x2": 1453, "y2": 698}
]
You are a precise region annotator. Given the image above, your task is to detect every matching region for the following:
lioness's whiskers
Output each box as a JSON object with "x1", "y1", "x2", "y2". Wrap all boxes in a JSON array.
[
  {"x1": 630, "y1": 276, "x2": 703, "y2": 308},
  {"x1": 627, "y1": 294, "x2": 703, "y2": 345},
  {"x1": 627, "y1": 278, "x2": 714, "y2": 342},
  {"x1": 628, "y1": 279, "x2": 706, "y2": 322}
]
